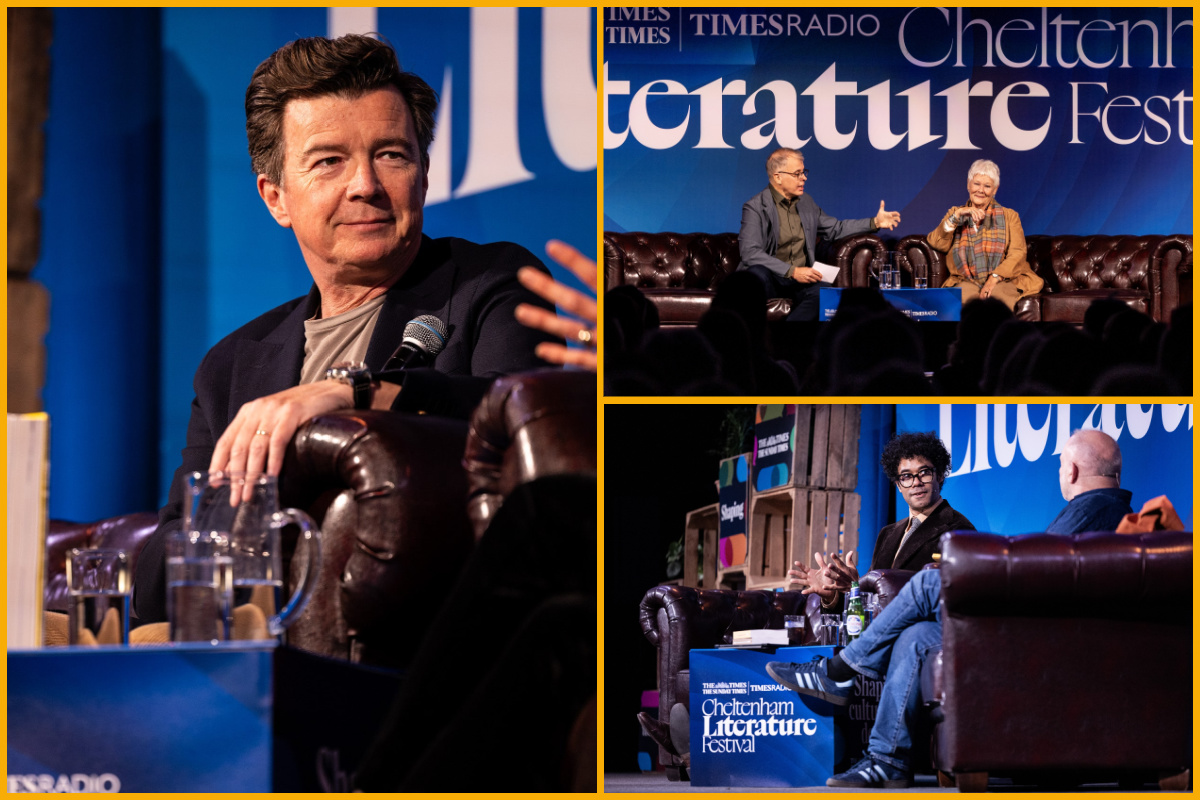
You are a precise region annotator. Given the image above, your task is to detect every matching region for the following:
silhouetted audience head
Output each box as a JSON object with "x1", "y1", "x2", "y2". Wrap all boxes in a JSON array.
[
  {"x1": 710, "y1": 271, "x2": 768, "y2": 343},
  {"x1": 1022, "y1": 325, "x2": 1106, "y2": 395},
  {"x1": 828, "y1": 309, "x2": 925, "y2": 393},
  {"x1": 605, "y1": 285, "x2": 659, "y2": 356},
  {"x1": 979, "y1": 319, "x2": 1034, "y2": 394},
  {"x1": 1092, "y1": 364, "x2": 1182, "y2": 395},
  {"x1": 604, "y1": 282, "x2": 1190, "y2": 396},
  {"x1": 1100, "y1": 306, "x2": 1158, "y2": 366},
  {"x1": 1083, "y1": 298, "x2": 1133, "y2": 341}
]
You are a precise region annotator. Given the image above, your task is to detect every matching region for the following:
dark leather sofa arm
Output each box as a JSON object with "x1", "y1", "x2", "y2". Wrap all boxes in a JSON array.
[
  {"x1": 1152, "y1": 234, "x2": 1193, "y2": 323},
  {"x1": 463, "y1": 370, "x2": 596, "y2": 540},
  {"x1": 834, "y1": 233, "x2": 886, "y2": 288},
  {"x1": 282, "y1": 409, "x2": 474, "y2": 667}
]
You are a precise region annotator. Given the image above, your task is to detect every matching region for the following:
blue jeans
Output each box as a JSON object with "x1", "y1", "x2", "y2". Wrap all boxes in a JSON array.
[{"x1": 839, "y1": 569, "x2": 942, "y2": 771}]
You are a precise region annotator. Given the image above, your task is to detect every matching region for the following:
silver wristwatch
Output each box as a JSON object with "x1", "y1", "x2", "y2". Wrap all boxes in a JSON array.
[{"x1": 326, "y1": 361, "x2": 373, "y2": 410}]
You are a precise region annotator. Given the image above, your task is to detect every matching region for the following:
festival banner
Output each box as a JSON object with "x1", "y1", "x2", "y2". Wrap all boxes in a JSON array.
[{"x1": 604, "y1": 7, "x2": 1192, "y2": 237}]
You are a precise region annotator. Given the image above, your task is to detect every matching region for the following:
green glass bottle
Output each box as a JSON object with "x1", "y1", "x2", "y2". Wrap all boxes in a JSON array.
[{"x1": 844, "y1": 581, "x2": 865, "y2": 643}]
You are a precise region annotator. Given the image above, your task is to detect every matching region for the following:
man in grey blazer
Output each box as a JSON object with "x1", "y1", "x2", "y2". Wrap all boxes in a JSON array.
[{"x1": 738, "y1": 147, "x2": 901, "y2": 321}]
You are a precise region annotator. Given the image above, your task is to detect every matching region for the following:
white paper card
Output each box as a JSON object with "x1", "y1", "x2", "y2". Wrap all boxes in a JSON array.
[{"x1": 812, "y1": 261, "x2": 840, "y2": 283}]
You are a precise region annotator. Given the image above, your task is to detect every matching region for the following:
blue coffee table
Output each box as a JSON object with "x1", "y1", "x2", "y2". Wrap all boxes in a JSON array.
[
  {"x1": 819, "y1": 287, "x2": 962, "y2": 321},
  {"x1": 688, "y1": 645, "x2": 881, "y2": 787}
]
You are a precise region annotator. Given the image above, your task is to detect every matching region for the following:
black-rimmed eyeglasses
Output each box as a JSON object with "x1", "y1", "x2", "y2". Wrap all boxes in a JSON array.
[{"x1": 896, "y1": 467, "x2": 936, "y2": 488}]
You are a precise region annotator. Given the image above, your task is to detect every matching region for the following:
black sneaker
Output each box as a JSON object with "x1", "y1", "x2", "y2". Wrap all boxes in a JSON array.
[
  {"x1": 827, "y1": 754, "x2": 913, "y2": 788},
  {"x1": 765, "y1": 657, "x2": 854, "y2": 706}
]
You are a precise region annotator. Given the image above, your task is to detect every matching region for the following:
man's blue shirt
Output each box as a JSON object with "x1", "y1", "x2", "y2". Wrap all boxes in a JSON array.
[{"x1": 1045, "y1": 487, "x2": 1134, "y2": 534}]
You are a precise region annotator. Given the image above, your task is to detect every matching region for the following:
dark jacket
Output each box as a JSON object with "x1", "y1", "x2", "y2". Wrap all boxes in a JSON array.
[
  {"x1": 871, "y1": 498, "x2": 976, "y2": 572},
  {"x1": 133, "y1": 235, "x2": 559, "y2": 623},
  {"x1": 737, "y1": 186, "x2": 876, "y2": 279},
  {"x1": 1045, "y1": 487, "x2": 1133, "y2": 535}
]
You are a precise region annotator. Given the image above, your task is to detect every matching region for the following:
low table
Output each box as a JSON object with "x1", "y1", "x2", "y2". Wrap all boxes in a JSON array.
[
  {"x1": 7, "y1": 642, "x2": 401, "y2": 791},
  {"x1": 819, "y1": 287, "x2": 963, "y2": 321},
  {"x1": 689, "y1": 645, "x2": 882, "y2": 787}
]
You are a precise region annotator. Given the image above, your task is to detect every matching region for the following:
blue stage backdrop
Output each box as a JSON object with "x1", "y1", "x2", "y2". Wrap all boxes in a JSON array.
[
  {"x1": 894, "y1": 404, "x2": 1193, "y2": 535},
  {"x1": 36, "y1": 8, "x2": 597, "y2": 519},
  {"x1": 604, "y1": 7, "x2": 1192, "y2": 236}
]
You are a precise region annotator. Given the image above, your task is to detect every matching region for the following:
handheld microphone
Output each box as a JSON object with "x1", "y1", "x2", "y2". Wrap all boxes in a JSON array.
[{"x1": 384, "y1": 315, "x2": 448, "y2": 370}]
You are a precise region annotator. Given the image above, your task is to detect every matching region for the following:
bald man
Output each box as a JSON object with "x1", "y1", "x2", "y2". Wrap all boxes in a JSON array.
[{"x1": 1047, "y1": 429, "x2": 1133, "y2": 534}]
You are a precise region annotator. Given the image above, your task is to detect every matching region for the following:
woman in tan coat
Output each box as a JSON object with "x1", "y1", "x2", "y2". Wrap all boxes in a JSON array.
[{"x1": 927, "y1": 159, "x2": 1043, "y2": 309}]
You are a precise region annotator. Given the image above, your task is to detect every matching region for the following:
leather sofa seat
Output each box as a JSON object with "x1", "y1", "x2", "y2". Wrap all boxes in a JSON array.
[
  {"x1": 605, "y1": 231, "x2": 885, "y2": 326},
  {"x1": 896, "y1": 232, "x2": 1192, "y2": 323}
]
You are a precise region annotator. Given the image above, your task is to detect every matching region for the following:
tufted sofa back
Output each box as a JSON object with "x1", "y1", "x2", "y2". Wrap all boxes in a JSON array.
[{"x1": 604, "y1": 231, "x2": 740, "y2": 292}]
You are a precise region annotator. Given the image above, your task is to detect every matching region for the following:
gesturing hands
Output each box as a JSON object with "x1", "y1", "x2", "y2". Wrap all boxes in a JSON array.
[
  {"x1": 957, "y1": 206, "x2": 986, "y2": 226},
  {"x1": 787, "y1": 550, "x2": 860, "y2": 602},
  {"x1": 874, "y1": 200, "x2": 901, "y2": 231},
  {"x1": 515, "y1": 240, "x2": 598, "y2": 372}
]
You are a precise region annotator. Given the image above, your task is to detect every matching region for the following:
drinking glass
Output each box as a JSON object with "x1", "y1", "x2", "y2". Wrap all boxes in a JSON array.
[
  {"x1": 66, "y1": 548, "x2": 130, "y2": 645},
  {"x1": 784, "y1": 614, "x2": 806, "y2": 645},
  {"x1": 819, "y1": 613, "x2": 844, "y2": 646},
  {"x1": 168, "y1": 471, "x2": 321, "y2": 643},
  {"x1": 914, "y1": 276, "x2": 928, "y2": 290}
]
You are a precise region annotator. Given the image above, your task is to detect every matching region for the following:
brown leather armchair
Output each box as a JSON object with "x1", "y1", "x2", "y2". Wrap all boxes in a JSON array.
[
  {"x1": 604, "y1": 231, "x2": 885, "y2": 325},
  {"x1": 638, "y1": 586, "x2": 823, "y2": 780},
  {"x1": 896, "y1": 233, "x2": 1192, "y2": 323},
  {"x1": 928, "y1": 530, "x2": 1191, "y2": 790}
]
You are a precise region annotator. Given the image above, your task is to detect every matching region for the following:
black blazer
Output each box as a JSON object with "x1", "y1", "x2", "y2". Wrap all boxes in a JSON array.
[
  {"x1": 133, "y1": 235, "x2": 559, "y2": 623},
  {"x1": 870, "y1": 499, "x2": 976, "y2": 572}
]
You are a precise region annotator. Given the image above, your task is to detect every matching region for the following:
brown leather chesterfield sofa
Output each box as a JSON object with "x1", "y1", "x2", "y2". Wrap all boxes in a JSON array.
[
  {"x1": 604, "y1": 231, "x2": 886, "y2": 326},
  {"x1": 44, "y1": 370, "x2": 596, "y2": 672},
  {"x1": 895, "y1": 233, "x2": 1192, "y2": 323}
]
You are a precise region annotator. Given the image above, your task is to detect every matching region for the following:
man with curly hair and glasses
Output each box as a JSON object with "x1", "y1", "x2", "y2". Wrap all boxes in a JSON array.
[{"x1": 766, "y1": 431, "x2": 975, "y2": 788}]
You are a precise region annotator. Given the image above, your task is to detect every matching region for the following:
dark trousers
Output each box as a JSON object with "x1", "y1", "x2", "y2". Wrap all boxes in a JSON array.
[{"x1": 742, "y1": 264, "x2": 833, "y2": 322}]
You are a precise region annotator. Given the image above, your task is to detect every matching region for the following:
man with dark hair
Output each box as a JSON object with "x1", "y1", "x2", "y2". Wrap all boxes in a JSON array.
[
  {"x1": 786, "y1": 431, "x2": 974, "y2": 605},
  {"x1": 767, "y1": 431, "x2": 974, "y2": 788},
  {"x1": 767, "y1": 429, "x2": 1132, "y2": 788},
  {"x1": 737, "y1": 147, "x2": 901, "y2": 321},
  {"x1": 134, "y1": 34, "x2": 563, "y2": 624}
]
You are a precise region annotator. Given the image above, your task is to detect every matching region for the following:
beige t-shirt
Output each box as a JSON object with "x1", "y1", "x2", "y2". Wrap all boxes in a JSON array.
[{"x1": 298, "y1": 294, "x2": 387, "y2": 385}]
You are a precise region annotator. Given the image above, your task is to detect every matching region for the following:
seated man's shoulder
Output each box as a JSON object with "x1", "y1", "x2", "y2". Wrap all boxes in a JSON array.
[
  {"x1": 432, "y1": 236, "x2": 541, "y2": 275},
  {"x1": 198, "y1": 295, "x2": 310, "y2": 363},
  {"x1": 941, "y1": 502, "x2": 976, "y2": 531}
]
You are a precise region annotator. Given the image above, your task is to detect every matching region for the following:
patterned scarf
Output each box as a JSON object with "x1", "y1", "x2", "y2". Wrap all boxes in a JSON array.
[{"x1": 952, "y1": 202, "x2": 1006, "y2": 282}]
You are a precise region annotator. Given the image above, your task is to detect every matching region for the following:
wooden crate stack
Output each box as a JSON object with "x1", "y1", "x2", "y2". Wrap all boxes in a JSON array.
[{"x1": 680, "y1": 405, "x2": 862, "y2": 590}]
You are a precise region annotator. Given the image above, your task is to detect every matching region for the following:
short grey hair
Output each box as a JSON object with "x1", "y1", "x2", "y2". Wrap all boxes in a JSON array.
[
  {"x1": 766, "y1": 147, "x2": 803, "y2": 176},
  {"x1": 967, "y1": 158, "x2": 1000, "y2": 189}
]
